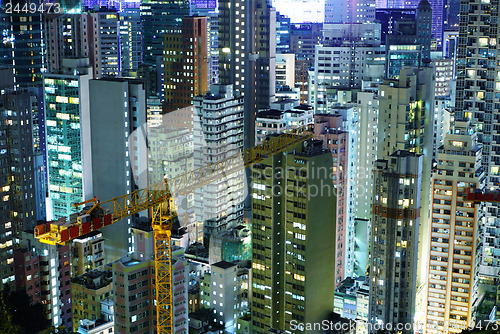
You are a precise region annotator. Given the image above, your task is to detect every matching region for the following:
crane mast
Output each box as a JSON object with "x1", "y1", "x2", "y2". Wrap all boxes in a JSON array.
[{"x1": 34, "y1": 128, "x2": 312, "y2": 333}]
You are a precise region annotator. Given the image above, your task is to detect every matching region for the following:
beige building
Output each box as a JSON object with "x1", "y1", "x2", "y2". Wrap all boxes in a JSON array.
[
  {"x1": 71, "y1": 231, "x2": 105, "y2": 277},
  {"x1": 72, "y1": 270, "x2": 113, "y2": 330},
  {"x1": 425, "y1": 120, "x2": 484, "y2": 333}
]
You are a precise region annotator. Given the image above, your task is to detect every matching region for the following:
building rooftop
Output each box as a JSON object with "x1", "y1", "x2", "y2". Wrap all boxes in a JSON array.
[
  {"x1": 257, "y1": 108, "x2": 307, "y2": 119},
  {"x1": 74, "y1": 230, "x2": 103, "y2": 243},
  {"x1": 123, "y1": 260, "x2": 141, "y2": 267},
  {"x1": 389, "y1": 150, "x2": 421, "y2": 158},
  {"x1": 212, "y1": 260, "x2": 236, "y2": 270},
  {"x1": 72, "y1": 270, "x2": 112, "y2": 290}
]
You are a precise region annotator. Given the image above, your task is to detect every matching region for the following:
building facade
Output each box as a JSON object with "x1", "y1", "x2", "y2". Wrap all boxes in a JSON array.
[
  {"x1": 193, "y1": 85, "x2": 245, "y2": 243},
  {"x1": 425, "y1": 121, "x2": 484, "y2": 333},
  {"x1": 163, "y1": 16, "x2": 209, "y2": 113},
  {"x1": 369, "y1": 151, "x2": 422, "y2": 329},
  {"x1": 72, "y1": 270, "x2": 113, "y2": 330},
  {"x1": 88, "y1": 78, "x2": 148, "y2": 261},
  {"x1": 251, "y1": 139, "x2": 336, "y2": 333},
  {"x1": 44, "y1": 58, "x2": 93, "y2": 220}
]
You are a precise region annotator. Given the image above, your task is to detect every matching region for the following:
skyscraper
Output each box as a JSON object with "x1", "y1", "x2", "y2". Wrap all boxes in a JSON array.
[
  {"x1": 44, "y1": 13, "x2": 88, "y2": 73},
  {"x1": 119, "y1": 8, "x2": 142, "y2": 73},
  {"x1": 218, "y1": 0, "x2": 276, "y2": 148},
  {"x1": 44, "y1": 58, "x2": 93, "y2": 220},
  {"x1": 377, "y1": 0, "x2": 444, "y2": 49},
  {"x1": 88, "y1": 78, "x2": 148, "y2": 262},
  {"x1": 163, "y1": 16, "x2": 209, "y2": 113},
  {"x1": 424, "y1": 120, "x2": 484, "y2": 333},
  {"x1": 313, "y1": 114, "x2": 350, "y2": 286},
  {"x1": 250, "y1": 139, "x2": 336, "y2": 333},
  {"x1": 384, "y1": 1, "x2": 432, "y2": 79},
  {"x1": 369, "y1": 150, "x2": 422, "y2": 327},
  {"x1": 455, "y1": 1, "x2": 500, "y2": 285},
  {"x1": 324, "y1": 0, "x2": 375, "y2": 23},
  {"x1": 455, "y1": 0, "x2": 498, "y2": 186},
  {"x1": 0, "y1": 90, "x2": 39, "y2": 287},
  {"x1": 192, "y1": 85, "x2": 245, "y2": 243},
  {"x1": 312, "y1": 23, "x2": 384, "y2": 113},
  {"x1": 0, "y1": 0, "x2": 45, "y2": 87},
  {"x1": 140, "y1": 0, "x2": 190, "y2": 66},
  {"x1": 377, "y1": 67, "x2": 435, "y2": 290},
  {"x1": 44, "y1": 9, "x2": 120, "y2": 79}
]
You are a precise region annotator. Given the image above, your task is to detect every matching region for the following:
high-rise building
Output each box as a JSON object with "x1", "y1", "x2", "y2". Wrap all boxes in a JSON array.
[
  {"x1": 71, "y1": 270, "x2": 113, "y2": 330},
  {"x1": 0, "y1": 1, "x2": 45, "y2": 87},
  {"x1": 193, "y1": 85, "x2": 245, "y2": 243},
  {"x1": 44, "y1": 13, "x2": 87, "y2": 73},
  {"x1": 14, "y1": 235, "x2": 73, "y2": 329},
  {"x1": 44, "y1": 9, "x2": 120, "y2": 79},
  {"x1": 44, "y1": 58, "x2": 93, "y2": 220},
  {"x1": 119, "y1": 8, "x2": 142, "y2": 74},
  {"x1": 87, "y1": 8, "x2": 120, "y2": 78},
  {"x1": 219, "y1": 0, "x2": 276, "y2": 148},
  {"x1": 190, "y1": 5, "x2": 219, "y2": 85},
  {"x1": 88, "y1": 78, "x2": 148, "y2": 261},
  {"x1": 206, "y1": 260, "x2": 250, "y2": 332},
  {"x1": 250, "y1": 139, "x2": 336, "y2": 333},
  {"x1": 324, "y1": 0, "x2": 375, "y2": 23},
  {"x1": 0, "y1": 90, "x2": 39, "y2": 287},
  {"x1": 163, "y1": 16, "x2": 209, "y2": 113},
  {"x1": 455, "y1": 0, "x2": 500, "y2": 285},
  {"x1": 424, "y1": 120, "x2": 484, "y2": 333},
  {"x1": 112, "y1": 224, "x2": 188, "y2": 333},
  {"x1": 455, "y1": 0, "x2": 499, "y2": 186},
  {"x1": 313, "y1": 114, "x2": 349, "y2": 286},
  {"x1": 431, "y1": 58, "x2": 454, "y2": 161},
  {"x1": 276, "y1": 13, "x2": 291, "y2": 54},
  {"x1": 377, "y1": 67, "x2": 435, "y2": 291},
  {"x1": 112, "y1": 225, "x2": 156, "y2": 334},
  {"x1": 354, "y1": 91, "x2": 379, "y2": 223},
  {"x1": 312, "y1": 23, "x2": 384, "y2": 113},
  {"x1": 140, "y1": 0, "x2": 190, "y2": 66},
  {"x1": 289, "y1": 23, "x2": 323, "y2": 104},
  {"x1": 384, "y1": 0, "x2": 432, "y2": 79},
  {"x1": 377, "y1": 0, "x2": 444, "y2": 49},
  {"x1": 369, "y1": 150, "x2": 422, "y2": 327},
  {"x1": 377, "y1": 67, "x2": 435, "y2": 160}
]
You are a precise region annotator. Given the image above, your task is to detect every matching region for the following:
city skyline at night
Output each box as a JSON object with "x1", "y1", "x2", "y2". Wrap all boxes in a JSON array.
[{"x1": 0, "y1": 0, "x2": 496, "y2": 333}]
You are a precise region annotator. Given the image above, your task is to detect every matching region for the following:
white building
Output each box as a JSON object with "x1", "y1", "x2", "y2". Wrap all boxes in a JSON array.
[
  {"x1": 331, "y1": 104, "x2": 358, "y2": 279},
  {"x1": 255, "y1": 99, "x2": 313, "y2": 144},
  {"x1": 193, "y1": 85, "x2": 245, "y2": 243},
  {"x1": 208, "y1": 261, "x2": 250, "y2": 333},
  {"x1": 354, "y1": 92, "x2": 378, "y2": 223},
  {"x1": 275, "y1": 53, "x2": 295, "y2": 89},
  {"x1": 312, "y1": 42, "x2": 385, "y2": 113}
]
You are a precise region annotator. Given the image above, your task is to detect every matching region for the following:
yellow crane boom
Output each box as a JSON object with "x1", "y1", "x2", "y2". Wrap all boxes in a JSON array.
[{"x1": 34, "y1": 127, "x2": 312, "y2": 333}]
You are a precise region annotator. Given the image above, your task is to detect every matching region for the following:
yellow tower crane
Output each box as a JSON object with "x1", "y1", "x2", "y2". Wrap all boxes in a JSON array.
[{"x1": 34, "y1": 128, "x2": 312, "y2": 333}]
